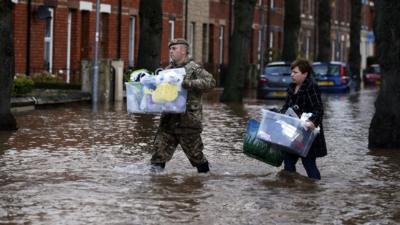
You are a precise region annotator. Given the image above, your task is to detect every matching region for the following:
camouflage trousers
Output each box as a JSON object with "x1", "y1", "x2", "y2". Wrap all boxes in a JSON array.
[{"x1": 150, "y1": 131, "x2": 208, "y2": 167}]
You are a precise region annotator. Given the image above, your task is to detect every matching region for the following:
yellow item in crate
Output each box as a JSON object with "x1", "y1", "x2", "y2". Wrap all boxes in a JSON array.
[{"x1": 152, "y1": 83, "x2": 179, "y2": 103}]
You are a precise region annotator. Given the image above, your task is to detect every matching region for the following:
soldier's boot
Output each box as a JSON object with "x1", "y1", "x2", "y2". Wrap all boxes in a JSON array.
[
  {"x1": 196, "y1": 161, "x2": 209, "y2": 173},
  {"x1": 150, "y1": 162, "x2": 165, "y2": 172}
]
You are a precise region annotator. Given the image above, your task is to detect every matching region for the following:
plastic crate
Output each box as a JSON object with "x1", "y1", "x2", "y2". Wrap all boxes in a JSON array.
[
  {"x1": 256, "y1": 109, "x2": 318, "y2": 157},
  {"x1": 126, "y1": 68, "x2": 187, "y2": 114}
]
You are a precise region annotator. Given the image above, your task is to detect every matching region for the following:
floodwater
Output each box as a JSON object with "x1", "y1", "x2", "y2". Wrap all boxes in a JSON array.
[{"x1": 0, "y1": 87, "x2": 399, "y2": 225}]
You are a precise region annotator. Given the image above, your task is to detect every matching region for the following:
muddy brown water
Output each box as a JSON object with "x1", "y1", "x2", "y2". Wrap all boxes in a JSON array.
[{"x1": 0, "y1": 88, "x2": 399, "y2": 225}]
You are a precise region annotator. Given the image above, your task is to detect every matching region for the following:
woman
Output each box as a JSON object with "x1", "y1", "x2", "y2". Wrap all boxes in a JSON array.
[{"x1": 280, "y1": 59, "x2": 327, "y2": 180}]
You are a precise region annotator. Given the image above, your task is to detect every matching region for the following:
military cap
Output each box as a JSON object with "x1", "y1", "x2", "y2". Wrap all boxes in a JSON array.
[{"x1": 168, "y1": 38, "x2": 189, "y2": 48}]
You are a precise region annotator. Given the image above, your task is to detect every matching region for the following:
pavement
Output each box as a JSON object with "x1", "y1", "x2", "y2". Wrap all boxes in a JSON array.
[
  {"x1": 10, "y1": 87, "x2": 225, "y2": 113},
  {"x1": 11, "y1": 89, "x2": 91, "y2": 113}
]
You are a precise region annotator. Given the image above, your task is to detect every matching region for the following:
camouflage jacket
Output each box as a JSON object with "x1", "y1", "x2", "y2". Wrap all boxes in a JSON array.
[{"x1": 159, "y1": 58, "x2": 216, "y2": 134}]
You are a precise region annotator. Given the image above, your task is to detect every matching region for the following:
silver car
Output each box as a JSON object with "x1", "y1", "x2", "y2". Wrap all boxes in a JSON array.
[{"x1": 257, "y1": 61, "x2": 292, "y2": 99}]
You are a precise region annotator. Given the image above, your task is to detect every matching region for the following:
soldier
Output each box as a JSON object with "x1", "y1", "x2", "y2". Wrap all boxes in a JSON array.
[{"x1": 150, "y1": 38, "x2": 216, "y2": 173}]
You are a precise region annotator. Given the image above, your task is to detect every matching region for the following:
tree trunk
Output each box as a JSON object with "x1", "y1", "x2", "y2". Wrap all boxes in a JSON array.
[
  {"x1": 0, "y1": 0, "x2": 17, "y2": 131},
  {"x1": 137, "y1": 0, "x2": 163, "y2": 72},
  {"x1": 369, "y1": 0, "x2": 400, "y2": 149},
  {"x1": 348, "y1": 0, "x2": 362, "y2": 86},
  {"x1": 221, "y1": 0, "x2": 257, "y2": 103},
  {"x1": 317, "y1": 0, "x2": 331, "y2": 61},
  {"x1": 281, "y1": 0, "x2": 300, "y2": 61}
]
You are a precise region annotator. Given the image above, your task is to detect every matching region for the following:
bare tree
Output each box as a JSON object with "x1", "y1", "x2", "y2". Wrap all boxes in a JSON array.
[
  {"x1": 369, "y1": 0, "x2": 400, "y2": 148},
  {"x1": 317, "y1": 0, "x2": 331, "y2": 61},
  {"x1": 281, "y1": 0, "x2": 300, "y2": 61},
  {"x1": 221, "y1": 0, "x2": 257, "y2": 102},
  {"x1": 0, "y1": 0, "x2": 17, "y2": 131},
  {"x1": 348, "y1": 0, "x2": 362, "y2": 86},
  {"x1": 137, "y1": 0, "x2": 163, "y2": 71}
]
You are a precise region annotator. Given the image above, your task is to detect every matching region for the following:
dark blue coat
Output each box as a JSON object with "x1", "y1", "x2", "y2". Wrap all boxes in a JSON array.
[{"x1": 280, "y1": 77, "x2": 327, "y2": 158}]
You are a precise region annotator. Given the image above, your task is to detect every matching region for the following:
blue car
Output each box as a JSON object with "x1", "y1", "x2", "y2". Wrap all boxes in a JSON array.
[
  {"x1": 257, "y1": 61, "x2": 292, "y2": 99},
  {"x1": 312, "y1": 61, "x2": 352, "y2": 93}
]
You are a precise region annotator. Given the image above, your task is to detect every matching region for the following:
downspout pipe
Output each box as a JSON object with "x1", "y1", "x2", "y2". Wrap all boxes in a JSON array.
[
  {"x1": 259, "y1": 0, "x2": 266, "y2": 75},
  {"x1": 26, "y1": 0, "x2": 32, "y2": 76},
  {"x1": 228, "y1": 0, "x2": 232, "y2": 37},
  {"x1": 266, "y1": 0, "x2": 271, "y2": 62},
  {"x1": 184, "y1": 0, "x2": 188, "y2": 39}
]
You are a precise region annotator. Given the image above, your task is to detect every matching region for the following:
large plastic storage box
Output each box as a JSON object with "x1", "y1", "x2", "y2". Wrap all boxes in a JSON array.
[
  {"x1": 243, "y1": 119, "x2": 284, "y2": 167},
  {"x1": 256, "y1": 109, "x2": 318, "y2": 157},
  {"x1": 126, "y1": 68, "x2": 187, "y2": 114}
]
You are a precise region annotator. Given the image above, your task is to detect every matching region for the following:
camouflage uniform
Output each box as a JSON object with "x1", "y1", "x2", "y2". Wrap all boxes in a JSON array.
[{"x1": 150, "y1": 56, "x2": 216, "y2": 168}]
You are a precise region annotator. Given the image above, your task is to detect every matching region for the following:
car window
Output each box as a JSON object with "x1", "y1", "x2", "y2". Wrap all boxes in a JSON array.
[
  {"x1": 313, "y1": 65, "x2": 341, "y2": 77},
  {"x1": 264, "y1": 65, "x2": 291, "y2": 75},
  {"x1": 367, "y1": 65, "x2": 381, "y2": 73}
]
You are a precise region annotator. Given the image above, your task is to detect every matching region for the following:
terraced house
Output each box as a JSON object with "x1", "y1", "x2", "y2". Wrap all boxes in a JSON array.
[{"x1": 10, "y1": 0, "x2": 374, "y2": 87}]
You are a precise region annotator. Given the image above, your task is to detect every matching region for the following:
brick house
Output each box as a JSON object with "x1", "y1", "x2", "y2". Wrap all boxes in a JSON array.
[
  {"x1": 10, "y1": 0, "x2": 374, "y2": 87},
  {"x1": 11, "y1": 0, "x2": 185, "y2": 83},
  {"x1": 297, "y1": 0, "x2": 375, "y2": 69}
]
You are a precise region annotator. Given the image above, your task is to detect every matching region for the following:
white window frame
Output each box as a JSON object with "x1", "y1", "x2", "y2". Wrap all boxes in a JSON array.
[
  {"x1": 268, "y1": 31, "x2": 274, "y2": 61},
  {"x1": 269, "y1": 31, "x2": 273, "y2": 48},
  {"x1": 168, "y1": 19, "x2": 175, "y2": 41},
  {"x1": 66, "y1": 10, "x2": 72, "y2": 83},
  {"x1": 189, "y1": 22, "x2": 195, "y2": 57},
  {"x1": 219, "y1": 25, "x2": 224, "y2": 64},
  {"x1": 257, "y1": 29, "x2": 262, "y2": 61},
  {"x1": 331, "y1": 40, "x2": 336, "y2": 61},
  {"x1": 306, "y1": 35, "x2": 310, "y2": 59},
  {"x1": 44, "y1": 8, "x2": 54, "y2": 73},
  {"x1": 128, "y1": 16, "x2": 136, "y2": 67}
]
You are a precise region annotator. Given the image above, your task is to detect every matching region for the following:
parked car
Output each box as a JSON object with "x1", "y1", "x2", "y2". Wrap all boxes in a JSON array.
[
  {"x1": 363, "y1": 64, "x2": 382, "y2": 85},
  {"x1": 312, "y1": 61, "x2": 352, "y2": 93},
  {"x1": 257, "y1": 61, "x2": 292, "y2": 99}
]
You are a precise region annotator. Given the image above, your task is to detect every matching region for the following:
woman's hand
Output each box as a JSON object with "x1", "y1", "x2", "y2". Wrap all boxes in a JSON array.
[{"x1": 304, "y1": 120, "x2": 316, "y2": 130}]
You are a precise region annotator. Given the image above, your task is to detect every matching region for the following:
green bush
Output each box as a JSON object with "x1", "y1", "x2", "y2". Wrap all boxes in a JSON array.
[
  {"x1": 12, "y1": 76, "x2": 34, "y2": 96},
  {"x1": 31, "y1": 73, "x2": 61, "y2": 84},
  {"x1": 31, "y1": 73, "x2": 80, "y2": 90},
  {"x1": 34, "y1": 82, "x2": 81, "y2": 90}
]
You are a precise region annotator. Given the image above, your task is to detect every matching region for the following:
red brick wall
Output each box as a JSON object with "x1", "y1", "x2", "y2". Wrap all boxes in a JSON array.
[
  {"x1": 12, "y1": 0, "x2": 141, "y2": 79},
  {"x1": 29, "y1": 5, "x2": 45, "y2": 74},
  {"x1": 160, "y1": 0, "x2": 184, "y2": 66},
  {"x1": 209, "y1": 0, "x2": 230, "y2": 66},
  {"x1": 13, "y1": 4, "x2": 27, "y2": 74}
]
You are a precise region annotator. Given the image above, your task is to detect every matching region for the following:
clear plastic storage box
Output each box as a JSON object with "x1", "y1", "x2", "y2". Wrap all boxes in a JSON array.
[
  {"x1": 256, "y1": 109, "x2": 319, "y2": 157},
  {"x1": 126, "y1": 68, "x2": 187, "y2": 114}
]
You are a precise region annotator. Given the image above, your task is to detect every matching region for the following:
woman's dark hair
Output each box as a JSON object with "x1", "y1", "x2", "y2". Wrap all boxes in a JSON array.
[{"x1": 291, "y1": 59, "x2": 312, "y2": 77}]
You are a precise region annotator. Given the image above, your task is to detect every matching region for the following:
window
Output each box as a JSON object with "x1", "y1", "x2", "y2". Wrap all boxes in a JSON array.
[
  {"x1": 168, "y1": 19, "x2": 175, "y2": 41},
  {"x1": 44, "y1": 8, "x2": 54, "y2": 73},
  {"x1": 128, "y1": 16, "x2": 136, "y2": 67},
  {"x1": 270, "y1": 0, "x2": 274, "y2": 9},
  {"x1": 219, "y1": 25, "x2": 224, "y2": 64}
]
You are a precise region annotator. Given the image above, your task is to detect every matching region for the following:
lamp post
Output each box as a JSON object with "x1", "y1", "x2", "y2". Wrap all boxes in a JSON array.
[{"x1": 92, "y1": 0, "x2": 100, "y2": 106}]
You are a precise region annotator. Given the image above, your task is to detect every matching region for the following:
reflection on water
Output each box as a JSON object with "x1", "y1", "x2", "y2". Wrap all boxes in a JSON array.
[{"x1": 0, "y1": 88, "x2": 399, "y2": 225}]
